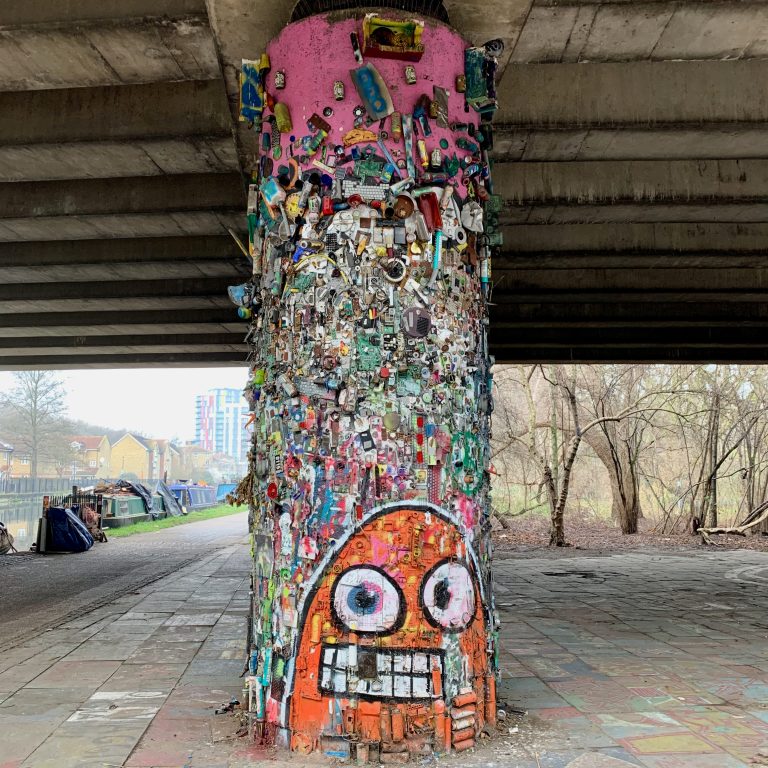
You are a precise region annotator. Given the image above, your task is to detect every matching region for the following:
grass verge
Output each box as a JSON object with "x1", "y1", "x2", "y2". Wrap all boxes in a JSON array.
[{"x1": 106, "y1": 503, "x2": 246, "y2": 538}]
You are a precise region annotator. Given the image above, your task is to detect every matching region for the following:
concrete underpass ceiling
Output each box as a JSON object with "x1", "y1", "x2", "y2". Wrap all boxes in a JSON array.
[{"x1": 3, "y1": 0, "x2": 768, "y2": 367}]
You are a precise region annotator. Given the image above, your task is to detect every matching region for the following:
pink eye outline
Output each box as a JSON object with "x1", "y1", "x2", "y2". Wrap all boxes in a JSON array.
[
  {"x1": 331, "y1": 565, "x2": 405, "y2": 634},
  {"x1": 420, "y1": 560, "x2": 475, "y2": 632}
]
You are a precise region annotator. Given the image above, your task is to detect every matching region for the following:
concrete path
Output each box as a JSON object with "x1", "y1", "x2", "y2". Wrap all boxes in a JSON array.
[
  {"x1": 2, "y1": 525, "x2": 768, "y2": 767},
  {"x1": 491, "y1": 548, "x2": 768, "y2": 768},
  {"x1": 0, "y1": 531, "x2": 253, "y2": 768},
  {"x1": 0, "y1": 512, "x2": 249, "y2": 649}
]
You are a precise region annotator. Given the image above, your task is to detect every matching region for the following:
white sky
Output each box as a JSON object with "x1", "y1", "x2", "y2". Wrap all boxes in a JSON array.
[{"x1": 0, "y1": 367, "x2": 248, "y2": 442}]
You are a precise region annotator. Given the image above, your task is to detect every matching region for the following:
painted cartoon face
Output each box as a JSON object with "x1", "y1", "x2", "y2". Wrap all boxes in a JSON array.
[{"x1": 288, "y1": 504, "x2": 488, "y2": 746}]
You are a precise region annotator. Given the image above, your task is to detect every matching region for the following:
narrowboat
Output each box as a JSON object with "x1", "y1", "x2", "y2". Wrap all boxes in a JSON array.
[{"x1": 169, "y1": 482, "x2": 217, "y2": 511}]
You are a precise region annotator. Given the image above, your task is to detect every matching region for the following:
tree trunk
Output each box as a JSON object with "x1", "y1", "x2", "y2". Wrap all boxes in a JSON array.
[
  {"x1": 584, "y1": 431, "x2": 643, "y2": 534},
  {"x1": 708, "y1": 394, "x2": 720, "y2": 527},
  {"x1": 609, "y1": 459, "x2": 643, "y2": 534},
  {"x1": 543, "y1": 465, "x2": 565, "y2": 546}
]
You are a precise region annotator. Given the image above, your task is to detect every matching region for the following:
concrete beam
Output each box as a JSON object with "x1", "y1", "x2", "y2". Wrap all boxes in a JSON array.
[
  {"x1": 0, "y1": 1, "x2": 206, "y2": 25},
  {"x1": 0, "y1": 295, "x2": 231, "y2": 314},
  {"x1": 495, "y1": 159, "x2": 768, "y2": 204},
  {"x1": 0, "y1": 353, "x2": 246, "y2": 370},
  {"x1": 0, "y1": 308, "x2": 241, "y2": 334},
  {"x1": 0, "y1": 213, "x2": 244, "y2": 241},
  {"x1": 502, "y1": 203, "x2": 768, "y2": 225},
  {"x1": 0, "y1": 333, "x2": 245, "y2": 355},
  {"x1": 500, "y1": 223, "x2": 768, "y2": 252},
  {"x1": 0, "y1": 236, "x2": 240, "y2": 266},
  {"x1": 510, "y1": 1, "x2": 768, "y2": 64},
  {"x1": 0, "y1": 173, "x2": 245, "y2": 241},
  {"x1": 0, "y1": 173, "x2": 244, "y2": 217},
  {"x1": 489, "y1": 345, "x2": 768, "y2": 364},
  {"x1": 496, "y1": 61, "x2": 768, "y2": 127},
  {"x1": 0, "y1": 80, "x2": 233, "y2": 146},
  {"x1": 0, "y1": 259, "x2": 248, "y2": 284},
  {"x1": 490, "y1": 326, "x2": 768, "y2": 347},
  {"x1": 0, "y1": 138, "x2": 239, "y2": 182},
  {"x1": 0, "y1": 345, "x2": 246, "y2": 358},
  {"x1": 490, "y1": 300, "x2": 768, "y2": 324},
  {"x1": 0, "y1": 16, "x2": 219, "y2": 91},
  {"x1": 495, "y1": 125, "x2": 768, "y2": 162},
  {"x1": 496, "y1": 252, "x2": 768, "y2": 270},
  {"x1": 492, "y1": 266, "x2": 768, "y2": 292},
  {"x1": 0, "y1": 276, "x2": 236, "y2": 302}
]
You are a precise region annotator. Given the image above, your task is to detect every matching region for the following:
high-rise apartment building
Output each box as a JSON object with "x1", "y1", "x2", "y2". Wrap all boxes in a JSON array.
[{"x1": 194, "y1": 388, "x2": 250, "y2": 463}]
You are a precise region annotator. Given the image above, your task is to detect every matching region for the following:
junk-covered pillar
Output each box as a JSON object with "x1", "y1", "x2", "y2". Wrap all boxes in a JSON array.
[{"x1": 236, "y1": 6, "x2": 502, "y2": 760}]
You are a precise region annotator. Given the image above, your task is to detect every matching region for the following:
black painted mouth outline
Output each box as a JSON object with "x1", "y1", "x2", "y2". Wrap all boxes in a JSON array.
[{"x1": 319, "y1": 643, "x2": 445, "y2": 700}]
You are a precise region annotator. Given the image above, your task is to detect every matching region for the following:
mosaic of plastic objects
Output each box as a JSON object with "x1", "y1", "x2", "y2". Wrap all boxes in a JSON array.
[{"x1": 234, "y1": 9, "x2": 503, "y2": 761}]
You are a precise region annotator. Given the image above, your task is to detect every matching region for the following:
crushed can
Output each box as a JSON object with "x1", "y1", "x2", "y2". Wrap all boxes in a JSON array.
[
  {"x1": 405, "y1": 65, "x2": 417, "y2": 85},
  {"x1": 274, "y1": 70, "x2": 286, "y2": 90},
  {"x1": 391, "y1": 111, "x2": 402, "y2": 140},
  {"x1": 333, "y1": 80, "x2": 345, "y2": 101},
  {"x1": 274, "y1": 102, "x2": 292, "y2": 133}
]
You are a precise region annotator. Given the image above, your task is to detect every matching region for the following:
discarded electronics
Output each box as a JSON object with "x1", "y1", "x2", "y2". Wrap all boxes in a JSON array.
[{"x1": 233, "y1": 9, "x2": 503, "y2": 759}]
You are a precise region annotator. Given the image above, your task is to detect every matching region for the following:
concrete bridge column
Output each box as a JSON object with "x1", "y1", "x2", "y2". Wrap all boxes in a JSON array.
[{"x1": 238, "y1": 7, "x2": 500, "y2": 759}]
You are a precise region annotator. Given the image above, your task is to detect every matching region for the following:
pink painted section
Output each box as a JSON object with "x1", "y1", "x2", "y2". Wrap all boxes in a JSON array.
[{"x1": 265, "y1": 13, "x2": 478, "y2": 170}]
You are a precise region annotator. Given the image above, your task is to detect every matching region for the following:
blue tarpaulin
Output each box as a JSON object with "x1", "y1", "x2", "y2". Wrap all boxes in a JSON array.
[{"x1": 46, "y1": 506, "x2": 94, "y2": 553}]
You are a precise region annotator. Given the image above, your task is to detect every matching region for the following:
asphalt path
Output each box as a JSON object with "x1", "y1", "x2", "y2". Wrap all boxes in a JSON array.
[{"x1": 0, "y1": 512, "x2": 248, "y2": 650}]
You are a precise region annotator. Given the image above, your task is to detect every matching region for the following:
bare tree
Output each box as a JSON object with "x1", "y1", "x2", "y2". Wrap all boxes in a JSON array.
[{"x1": 1, "y1": 371, "x2": 68, "y2": 480}]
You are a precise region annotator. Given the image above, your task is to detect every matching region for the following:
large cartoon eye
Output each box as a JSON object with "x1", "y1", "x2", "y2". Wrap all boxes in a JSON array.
[
  {"x1": 421, "y1": 560, "x2": 475, "y2": 632},
  {"x1": 332, "y1": 566, "x2": 404, "y2": 634}
]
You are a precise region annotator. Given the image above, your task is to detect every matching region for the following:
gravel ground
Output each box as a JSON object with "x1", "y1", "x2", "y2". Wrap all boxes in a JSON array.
[
  {"x1": 0, "y1": 511, "x2": 248, "y2": 650},
  {"x1": 493, "y1": 510, "x2": 768, "y2": 559}
]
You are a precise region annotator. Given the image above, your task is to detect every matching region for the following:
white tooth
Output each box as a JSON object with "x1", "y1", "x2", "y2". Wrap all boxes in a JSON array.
[
  {"x1": 356, "y1": 680, "x2": 370, "y2": 695},
  {"x1": 394, "y1": 675, "x2": 411, "y2": 697},
  {"x1": 393, "y1": 654, "x2": 411, "y2": 673},
  {"x1": 412, "y1": 677, "x2": 429, "y2": 697},
  {"x1": 321, "y1": 666, "x2": 333, "y2": 689},
  {"x1": 377, "y1": 652, "x2": 391, "y2": 673},
  {"x1": 323, "y1": 648, "x2": 335, "y2": 665},
  {"x1": 412, "y1": 653, "x2": 428, "y2": 673},
  {"x1": 333, "y1": 670, "x2": 346, "y2": 693},
  {"x1": 378, "y1": 675, "x2": 394, "y2": 696},
  {"x1": 335, "y1": 647, "x2": 348, "y2": 668}
]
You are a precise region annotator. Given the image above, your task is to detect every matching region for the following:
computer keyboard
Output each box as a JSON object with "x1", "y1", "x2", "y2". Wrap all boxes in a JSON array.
[{"x1": 342, "y1": 180, "x2": 388, "y2": 201}]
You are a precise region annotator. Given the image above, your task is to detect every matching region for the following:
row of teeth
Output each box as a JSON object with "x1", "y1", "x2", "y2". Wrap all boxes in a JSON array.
[{"x1": 320, "y1": 645, "x2": 444, "y2": 700}]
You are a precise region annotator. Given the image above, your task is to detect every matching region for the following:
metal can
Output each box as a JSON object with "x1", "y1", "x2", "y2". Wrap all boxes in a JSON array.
[
  {"x1": 333, "y1": 80, "x2": 345, "y2": 101},
  {"x1": 431, "y1": 148, "x2": 442, "y2": 169},
  {"x1": 274, "y1": 102, "x2": 292, "y2": 133},
  {"x1": 417, "y1": 139, "x2": 429, "y2": 168},
  {"x1": 391, "y1": 111, "x2": 402, "y2": 140},
  {"x1": 456, "y1": 73, "x2": 467, "y2": 93},
  {"x1": 274, "y1": 70, "x2": 286, "y2": 90},
  {"x1": 405, "y1": 65, "x2": 417, "y2": 85}
]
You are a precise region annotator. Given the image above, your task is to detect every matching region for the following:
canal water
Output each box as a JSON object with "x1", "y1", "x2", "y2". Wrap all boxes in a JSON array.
[{"x1": 0, "y1": 495, "x2": 46, "y2": 550}]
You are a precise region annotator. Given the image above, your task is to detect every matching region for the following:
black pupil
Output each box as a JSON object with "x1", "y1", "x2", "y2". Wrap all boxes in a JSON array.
[
  {"x1": 434, "y1": 578, "x2": 451, "y2": 610},
  {"x1": 355, "y1": 587, "x2": 378, "y2": 612}
]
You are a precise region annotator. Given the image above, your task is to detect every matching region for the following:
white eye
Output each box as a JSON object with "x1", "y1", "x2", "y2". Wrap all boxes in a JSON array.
[
  {"x1": 332, "y1": 566, "x2": 404, "y2": 634},
  {"x1": 421, "y1": 561, "x2": 475, "y2": 632}
]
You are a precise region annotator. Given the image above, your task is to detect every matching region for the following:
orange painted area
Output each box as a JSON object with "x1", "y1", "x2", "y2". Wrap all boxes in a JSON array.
[{"x1": 288, "y1": 507, "x2": 489, "y2": 752}]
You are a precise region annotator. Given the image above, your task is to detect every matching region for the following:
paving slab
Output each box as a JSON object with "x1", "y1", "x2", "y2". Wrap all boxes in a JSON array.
[{"x1": 4, "y1": 532, "x2": 768, "y2": 767}]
